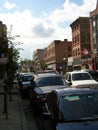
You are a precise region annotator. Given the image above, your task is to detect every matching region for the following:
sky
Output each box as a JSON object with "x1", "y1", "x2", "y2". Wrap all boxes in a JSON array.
[{"x1": 0, "y1": 0, "x2": 97, "y2": 60}]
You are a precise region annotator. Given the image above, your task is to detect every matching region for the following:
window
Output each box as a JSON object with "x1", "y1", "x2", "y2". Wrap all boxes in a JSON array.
[
  {"x1": 66, "y1": 74, "x2": 71, "y2": 81},
  {"x1": 72, "y1": 73, "x2": 91, "y2": 81},
  {"x1": 22, "y1": 75, "x2": 33, "y2": 81},
  {"x1": 59, "y1": 93, "x2": 98, "y2": 121},
  {"x1": 36, "y1": 76, "x2": 65, "y2": 87}
]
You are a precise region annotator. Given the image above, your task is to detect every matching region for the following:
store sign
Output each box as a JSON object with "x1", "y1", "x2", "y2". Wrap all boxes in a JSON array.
[
  {"x1": 68, "y1": 57, "x2": 73, "y2": 66},
  {"x1": 0, "y1": 53, "x2": 7, "y2": 64}
]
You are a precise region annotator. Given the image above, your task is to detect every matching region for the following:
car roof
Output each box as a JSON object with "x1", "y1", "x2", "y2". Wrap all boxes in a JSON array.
[
  {"x1": 23, "y1": 74, "x2": 33, "y2": 77},
  {"x1": 66, "y1": 70, "x2": 89, "y2": 75},
  {"x1": 82, "y1": 69, "x2": 98, "y2": 73},
  {"x1": 36, "y1": 69, "x2": 57, "y2": 73},
  {"x1": 52, "y1": 87, "x2": 98, "y2": 97},
  {"x1": 35, "y1": 73, "x2": 62, "y2": 78}
]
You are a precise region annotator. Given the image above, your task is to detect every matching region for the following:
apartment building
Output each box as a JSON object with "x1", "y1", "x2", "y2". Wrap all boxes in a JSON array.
[
  {"x1": 90, "y1": 0, "x2": 98, "y2": 70},
  {"x1": 70, "y1": 17, "x2": 91, "y2": 70},
  {"x1": 43, "y1": 39, "x2": 72, "y2": 73}
]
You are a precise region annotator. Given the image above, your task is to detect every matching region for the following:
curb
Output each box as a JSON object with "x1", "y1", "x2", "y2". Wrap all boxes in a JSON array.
[{"x1": 18, "y1": 93, "x2": 29, "y2": 130}]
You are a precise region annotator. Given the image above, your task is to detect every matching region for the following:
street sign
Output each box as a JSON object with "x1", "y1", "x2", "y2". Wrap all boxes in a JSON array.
[{"x1": 0, "y1": 53, "x2": 7, "y2": 64}]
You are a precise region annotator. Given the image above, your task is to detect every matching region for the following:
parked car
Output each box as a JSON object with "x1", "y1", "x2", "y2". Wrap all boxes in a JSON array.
[
  {"x1": 82, "y1": 69, "x2": 98, "y2": 82},
  {"x1": 42, "y1": 87, "x2": 98, "y2": 130},
  {"x1": 29, "y1": 73, "x2": 68, "y2": 113},
  {"x1": 65, "y1": 71, "x2": 98, "y2": 87},
  {"x1": 17, "y1": 72, "x2": 27, "y2": 86},
  {"x1": 19, "y1": 73, "x2": 34, "y2": 97}
]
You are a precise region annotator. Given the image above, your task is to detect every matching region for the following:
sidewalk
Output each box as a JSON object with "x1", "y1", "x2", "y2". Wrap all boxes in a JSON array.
[{"x1": 0, "y1": 79, "x2": 28, "y2": 130}]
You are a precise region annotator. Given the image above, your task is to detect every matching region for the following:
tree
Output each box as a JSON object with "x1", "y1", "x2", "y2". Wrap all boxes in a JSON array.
[
  {"x1": 40, "y1": 60, "x2": 46, "y2": 70},
  {"x1": 19, "y1": 59, "x2": 34, "y2": 72},
  {"x1": 0, "y1": 38, "x2": 8, "y2": 53},
  {"x1": 6, "y1": 25, "x2": 23, "y2": 75}
]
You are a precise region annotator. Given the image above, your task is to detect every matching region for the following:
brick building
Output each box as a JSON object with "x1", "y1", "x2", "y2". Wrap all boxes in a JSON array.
[
  {"x1": 43, "y1": 39, "x2": 72, "y2": 73},
  {"x1": 70, "y1": 17, "x2": 91, "y2": 70},
  {"x1": 33, "y1": 49, "x2": 45, "y2": 71},
  {"x1": 90, "y1": 0, "x2": 98, "y2": 70}
]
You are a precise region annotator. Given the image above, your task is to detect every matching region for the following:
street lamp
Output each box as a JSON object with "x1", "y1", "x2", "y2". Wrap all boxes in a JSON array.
[
  {"x1": 63, "y1": 57, "x2": 66, "y2": 74},
  {"x1": 63, "y1": 57, "x2": 66, "y2": 61}
]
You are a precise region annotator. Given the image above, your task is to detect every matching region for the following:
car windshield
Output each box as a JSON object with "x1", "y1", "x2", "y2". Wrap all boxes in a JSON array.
[
  {"x1": 72, "y1": 73, "x2": 91, "y2": 81},
  {"x1": 22, "y1": 75, "x2": 33, "y2": 81},
  {"x1": 59, "y1": 93, "x2": 98, "y2": 122},
  {"x1": 35, "y1": 76, "x2": 65, "y2": 87}
]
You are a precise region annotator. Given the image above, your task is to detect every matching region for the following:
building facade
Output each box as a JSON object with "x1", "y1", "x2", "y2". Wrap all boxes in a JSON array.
[
  {"x1": 43, "y1": 39, "x2": 72, "y2": 73},
  {"x1": 70, "y1": 17, "x2": 91, "y2": 70},
  {"x1": 33, "y1": 49, "x2": 45, "y2": 71},
  {"x1": 90, "y1": 0, "x2": 98, "y2": 70}
]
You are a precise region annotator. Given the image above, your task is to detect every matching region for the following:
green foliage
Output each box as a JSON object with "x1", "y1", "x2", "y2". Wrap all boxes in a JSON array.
[
  {"x1": 20, "y1": 59, "x2": 34, "y2": 72},
  {"x1": 0, "y1": 38, "x2": 8, "y2": 52},
  {"x1": 7, "y1": 47, "x2": 20, "y2": 75},
  {"x1": 6, "y1": 26, "x2": 23, "y2": 75},
  {"x1": 40, "y1": 61, "x2": 46, "y2": 70}
]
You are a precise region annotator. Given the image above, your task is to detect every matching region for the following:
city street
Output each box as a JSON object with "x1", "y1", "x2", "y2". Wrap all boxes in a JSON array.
[{"x1": 1, "y1": 1, "x2": 98, "y2": 130}]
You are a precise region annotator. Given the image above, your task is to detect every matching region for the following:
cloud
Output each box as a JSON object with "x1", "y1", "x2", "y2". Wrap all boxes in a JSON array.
[
  {"x1": 4, "y1": 1, "x2": 17, "y2": 10},
  {"x1": 47, "y1": 0, "x2": 97, "y2": 26},
  {"x1": 1, "y1": 0, "x2": 97, "y2": 60},
  {"x1": 32, "y1": 22, "x2": 55, "y2": 37}
]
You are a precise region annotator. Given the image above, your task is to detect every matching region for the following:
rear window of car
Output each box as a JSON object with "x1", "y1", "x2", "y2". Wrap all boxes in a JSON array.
[
  {"x1": 35, "y1": 76, "x2": 65, "y2": 87},
  {"x1": 72, "y1": 73, "x2": 91, "y2": 81},
  {"x1": 22, "y1": 75, "x2": 33, "y2": 81},
  {"x1": 59, "y1": 93, "x2": 98, "y2": 121}
]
